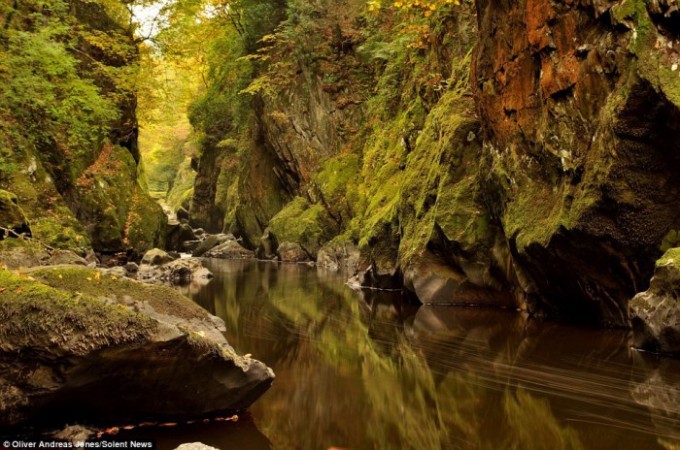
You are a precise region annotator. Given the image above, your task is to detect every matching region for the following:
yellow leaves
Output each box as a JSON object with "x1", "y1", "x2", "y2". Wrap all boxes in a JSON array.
[
  {"x1": 86, "y1": 271, "x2": 102, "y2": 284},
  {"x1": 368, "y1": 0, "x2": 460, "y2": 15}
]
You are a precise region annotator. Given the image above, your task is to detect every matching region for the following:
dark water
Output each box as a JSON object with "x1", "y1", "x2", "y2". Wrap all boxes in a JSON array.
[{"x1": 124, "y1": 259, "x2": 680, "y2": 450}]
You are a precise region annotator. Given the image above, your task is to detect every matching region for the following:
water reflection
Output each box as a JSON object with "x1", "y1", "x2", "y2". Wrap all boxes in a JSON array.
[{"x1": 173, "y1": 260, "x2": 680, "y2": 450}]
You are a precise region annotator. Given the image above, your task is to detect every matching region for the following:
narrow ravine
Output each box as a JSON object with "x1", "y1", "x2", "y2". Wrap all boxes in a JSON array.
[{"x1": 121, "y1": 260, "x2": 680, "y2": 450}]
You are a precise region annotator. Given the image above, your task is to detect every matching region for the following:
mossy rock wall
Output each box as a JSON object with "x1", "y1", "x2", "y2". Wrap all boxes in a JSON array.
[
  {"x1": 474, "y1": 0, "x2": 680, "y2": 324},
  {"x1": 0, "y1": 0, "x2": 163, "y2": 255},
  {"x1": 73, "y1": 145, "x2": 166, "y2": 253},
  {"x1": 268, "y1": 197, "x2": 340, "y2": 258},
  {"x1": 187, "y1": 0, "x2": 680, "y2": 326}
]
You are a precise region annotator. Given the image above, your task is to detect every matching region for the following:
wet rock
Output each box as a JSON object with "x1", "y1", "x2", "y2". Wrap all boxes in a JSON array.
[
  {"x1": 0, "y1": 189, "x2": 30, "y2": 236},
  {"x1": 0, "y1": 241, "x2": 50, "y2": 269},
  {"x1": 141, "y1": 248, "x2": 174, "y2": 266},
  {"x1": 137, "y1": 258, "x2": 213, "y2": 285},
  {"x1": 192, "y1": 235, "x2": 219, "y2": 257},
  {"x1": 99, "y1": 266, "x2": 127, "y2": 278},
  {"x1": 403, "y1": 251, "x2": 515, "y2": 307},
  {"x1": 277, "y1": 242, "x2": 310, "y2": 263},
  {"x1": 166, "y1": 223, "x2": 196, "y2": 252},
  {"x1": 52, "y1": 425, "x2": 97, "y2": 443},
  {"x1": 182, "y1": 240, "x2": 201, "y2": 252},
  {"x1": 268, "y1": 197, "x2": 337, "y2": 260},
  {"x1": 473, "y1": 0, "x2": 680, "y2": 325},
  {"x1": 124, "y1": 262, "x2": 139, "y2": 274},
  {"x1": 175, "y1": 444, "x2": 219, "y2": 450},
  {"x1": 317, "y1": 241, "x2": 360, "y2": 273},
  {"x1": 46, "y1": 250, "x2": 88, "y2": 266},
  {"x1": 204, "y1": 240, "x2": 255, "y2": 260},
  {"x1": 258, "y1": 228, "x2": 278, "y2": 260},
  {"x1": 630, "y1": 248, "x2": 680, "y2": 355},
  {"x1": 176, "y1": 207, "x2": 190, "y2": 223},
  {"x1": 0, "y1": 266, "x2": 274, "y2": 428},
  {"x1": 357, "y1": 264, "x2": 402, "y2": 290},
  {"x1": 99, "y1": 252, "x2": 129, "y2": 268}
]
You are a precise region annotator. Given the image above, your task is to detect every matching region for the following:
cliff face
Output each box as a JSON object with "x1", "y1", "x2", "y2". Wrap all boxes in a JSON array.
[
  {"x1": 474, "y1": 0, "x2": 680, "y2": 324},
  {"x1": 189, "y1": 0, "x2": 680, "y2": 326},
  {"x1": 0, "y1": 0, "x2": 166, "y2": 255}
]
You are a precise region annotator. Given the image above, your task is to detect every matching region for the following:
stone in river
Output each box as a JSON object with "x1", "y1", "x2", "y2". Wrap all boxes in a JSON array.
[{"x1": 0, "y1": 266, "x2": 274, "y2": 428}]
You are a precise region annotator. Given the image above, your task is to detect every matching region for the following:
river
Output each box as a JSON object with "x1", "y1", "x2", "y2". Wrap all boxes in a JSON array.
[{"x1": 120, "y1": 259, "x2": 680, "y2": 450}]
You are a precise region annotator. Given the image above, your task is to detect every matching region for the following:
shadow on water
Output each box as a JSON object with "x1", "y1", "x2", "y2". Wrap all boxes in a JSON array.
[{"x1": 145, "y1": 259, "x2": 680, "y2": 450}]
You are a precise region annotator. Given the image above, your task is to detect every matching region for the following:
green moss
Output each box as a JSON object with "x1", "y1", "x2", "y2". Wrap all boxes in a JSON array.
[
  {"x1": 166, "y1": 157, "x2": 197, "y2": 212},
  {"x1": 0, "y1": 189, "x2": 27, "y2": 232},
  {"x1": 30, "y1": 215, "x2": 90, "y2": 251},
  {"x1": 656, "y1": 248, "x2": 680, "y2": 267},
  {"x1": 124, "y1": 184, "x2": 167, "y2": 254},
  {"x1": 0, "y1": 268, "x2": 155, "y2": 356},
  {"x1": 268, "y1": 197, "x2": 338, "y2": 257},
  {"x1": 30, "y1": 266, "x2": 209, "y2": 322},
  {"x1": 313, "y1": 153, "x2": 361, "y2": 224},
  {"x1": 396, "y1": 82, "x2": 484, "y2": 264}
]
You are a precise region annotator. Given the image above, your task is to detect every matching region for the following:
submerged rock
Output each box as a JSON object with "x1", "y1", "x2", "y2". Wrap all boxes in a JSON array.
[
  {"x1": 0, "y1": 266, "x2": 274, "y2": 429},
  {"x1": 204, "y1": 240, "x2": 255, "y2": 260},
  {"x1": 630, "y1": 248, "x2": 680, "y2": 355}
]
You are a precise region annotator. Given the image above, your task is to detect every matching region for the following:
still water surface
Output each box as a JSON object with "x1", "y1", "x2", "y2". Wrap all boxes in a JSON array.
[{"x1": 124, "y1": 260, "x2": 680, "y2": 450}]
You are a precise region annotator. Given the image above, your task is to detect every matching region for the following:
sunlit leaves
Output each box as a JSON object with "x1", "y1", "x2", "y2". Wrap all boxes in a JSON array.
[{"x1": 368, "y1": 0, "x2": 460, "y2": 16}]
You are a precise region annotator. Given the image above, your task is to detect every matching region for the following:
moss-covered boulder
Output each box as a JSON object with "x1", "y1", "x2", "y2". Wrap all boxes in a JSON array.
[
  {"x1": 0, "y1": 190, "x2": 29, "y2": 235},
  {"x1": 0, "y1": 266, "x2": 274, "y2": 429},
  {"x1": 317, "y1": 236, "x2": 360, "y2": 273},
  {"x1": 268, "y1": 196, "x2": 339, "y2": 259},
  {"x1": 630, "y1": 248, "x2": 680, "y2": 355},
  {"x1": 74, "y1": 145, "x2": 167, "y2": 253}
]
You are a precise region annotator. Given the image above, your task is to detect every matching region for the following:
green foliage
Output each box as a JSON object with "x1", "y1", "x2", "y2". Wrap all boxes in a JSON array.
[{"x1": 0, "y1": 1, "x2": 119, "y2": 158}]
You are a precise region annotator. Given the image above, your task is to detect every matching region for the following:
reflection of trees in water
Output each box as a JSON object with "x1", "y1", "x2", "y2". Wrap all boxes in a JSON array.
[{"x1": 187, "y1": 261, "x2": 680, "y2": 450}]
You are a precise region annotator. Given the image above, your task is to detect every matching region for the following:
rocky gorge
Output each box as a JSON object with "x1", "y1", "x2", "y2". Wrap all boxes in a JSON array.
[
  {"x1": 2, "y1": 0, "x2": 680, "y2": 443},
  {"x1": 177, "y1": 0, "x2": 680, "y2": 354}
]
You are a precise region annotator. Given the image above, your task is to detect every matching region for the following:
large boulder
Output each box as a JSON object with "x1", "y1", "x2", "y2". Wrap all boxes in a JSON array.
[
  {"x1": 166, "y1": 223, "x2": 197, "y2": 252},
  {"x1": 46, "y1": 250, "x2": 88, "y2": 266},
  {"x1": 317, "y1": 239, "x2": 360, "y2": 273},
  {"x1": 192, "y1": 235, "x2": 221, "y2": 257},
  {"x1": 0, "y1": 190, "x2": 30, "y2": 236},
  {"x1": 0, "y1": 266, "x2": 274, "y2": 428},
  {"x1": 137, "y1": 258, "x2": 213, "y2": 285},
  {"x1": 204, "y1": 240, "x2": 255, "y2": 260},
  {"x1": 630, "y1": 248, "x2": 680, "y2": 355},
  {"x1": 141, "y1": 248, "x2": 175, "y2": 266},
  {"x1": 277, "y1": 242, "x2": 310, "y2": 263},
  {"x1": 268, "y1": 197, "x2": 338, "y2": 260}
]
